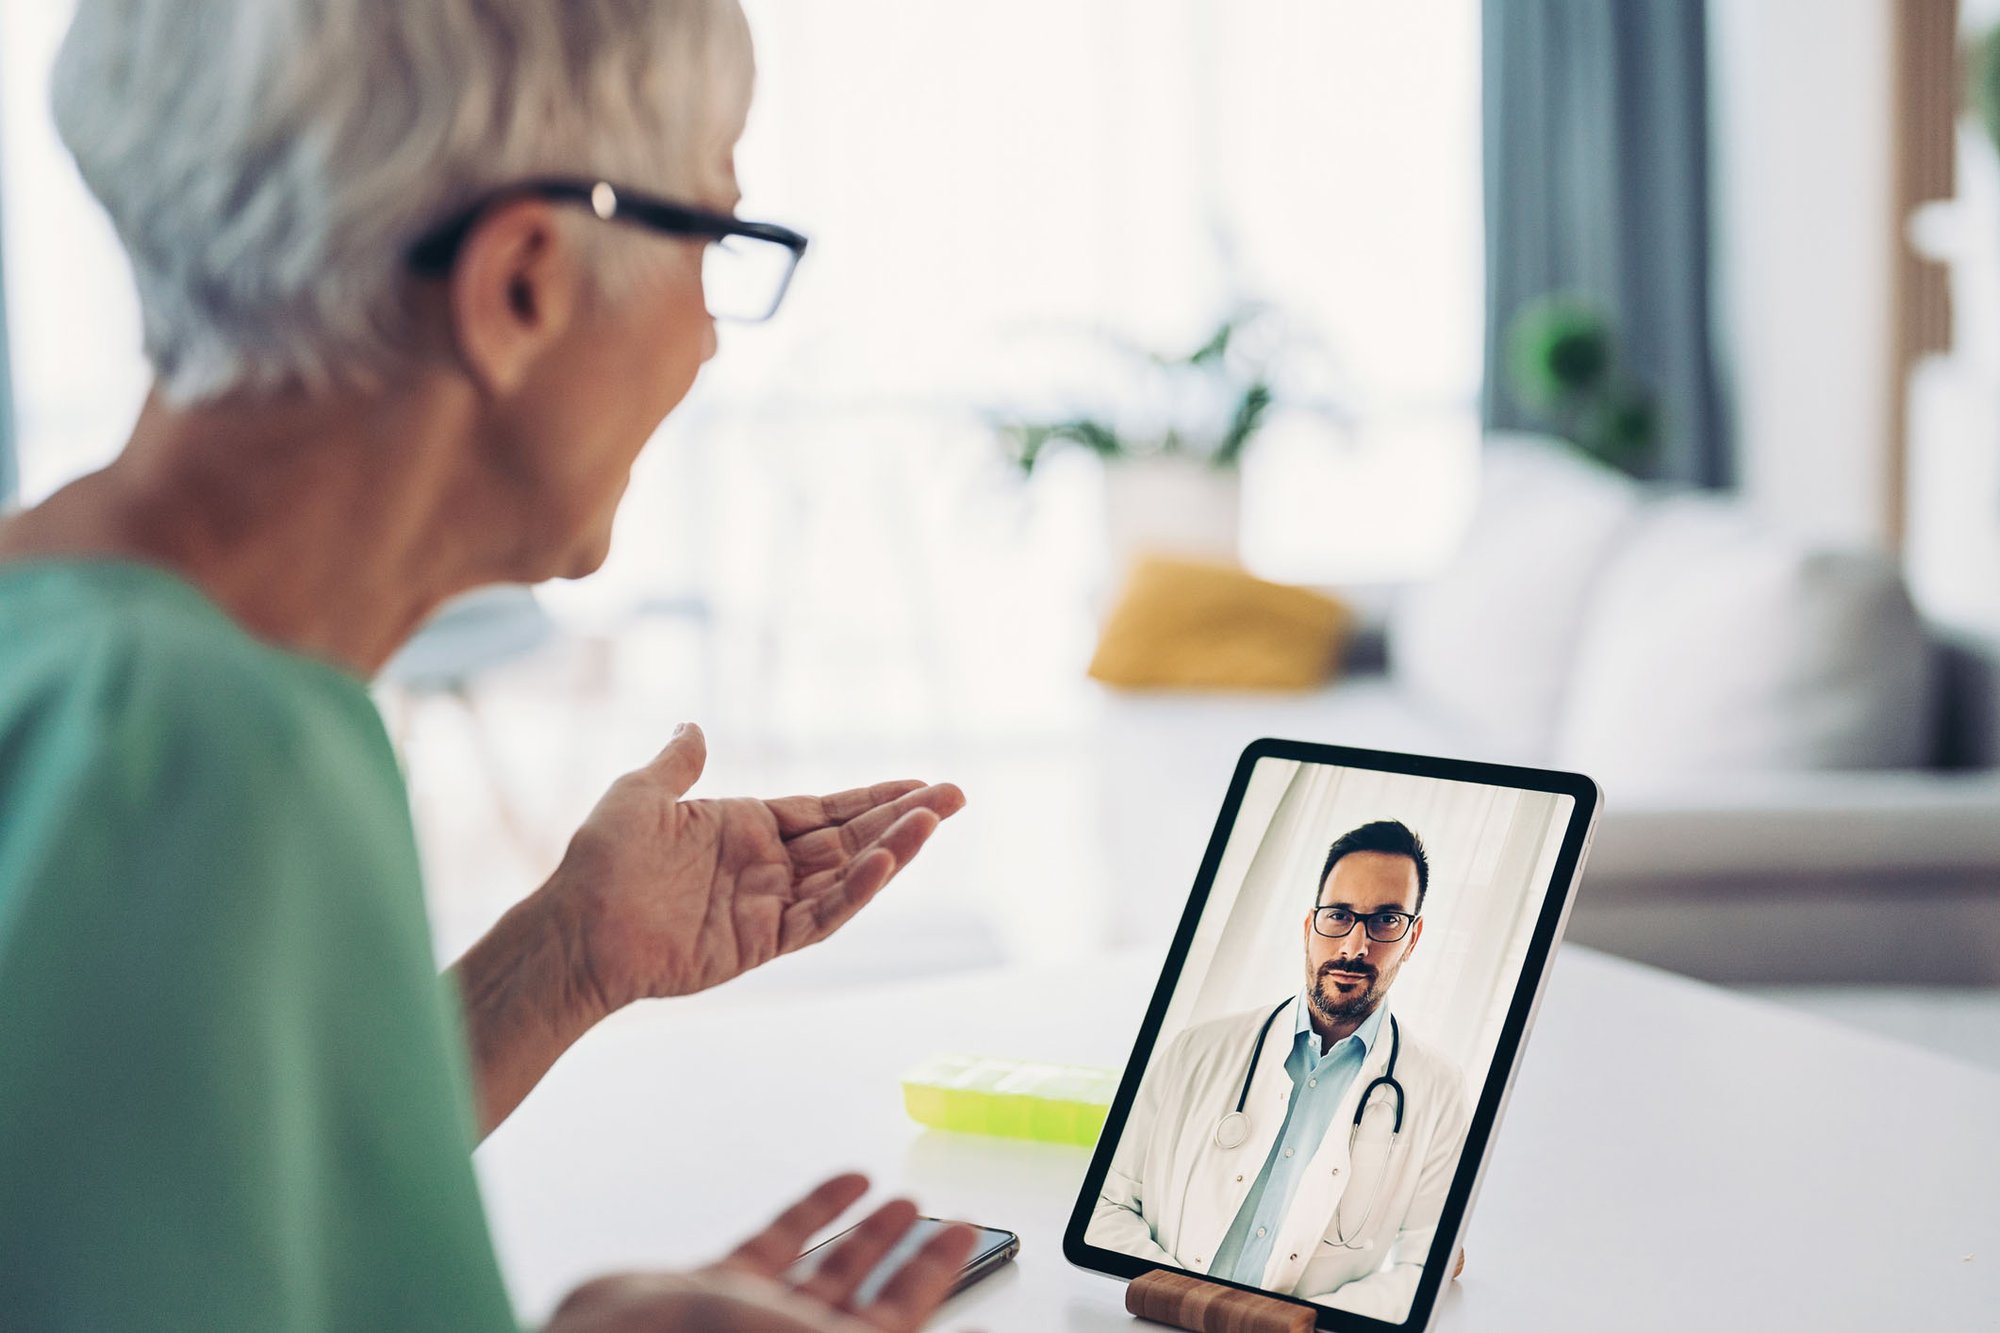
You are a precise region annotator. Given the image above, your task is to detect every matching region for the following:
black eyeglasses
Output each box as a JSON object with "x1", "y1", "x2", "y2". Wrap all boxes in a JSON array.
[
  {"x1": 1311, "y1": 906, "x2": 1418, "y2": 943},
  {"x1": 407, "y1": 178, "x2": 810, "y2": 323}
]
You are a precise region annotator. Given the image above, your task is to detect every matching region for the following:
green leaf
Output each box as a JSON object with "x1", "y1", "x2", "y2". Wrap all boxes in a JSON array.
[
  {"x1": 1577, "y1": 388, "x2": 1659, "y2": 473},
  {"x1": 1186, "y1": 318, "x2": 1236, "y2": 367},
  {"x1": 1212, "y1": 380, "x2": 1273, "y2": 469},
  {"x1": 1505, "y1": 297, "x2": 1613, "y2": 410},
  {"x1": 996, "y1": 417, "x2": 1127, "y2": 475}
]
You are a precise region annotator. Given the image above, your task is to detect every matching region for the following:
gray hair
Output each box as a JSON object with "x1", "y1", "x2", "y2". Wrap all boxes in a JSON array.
[{"x1": 52, "y1": 0, "x2": 755, "y2": 404}]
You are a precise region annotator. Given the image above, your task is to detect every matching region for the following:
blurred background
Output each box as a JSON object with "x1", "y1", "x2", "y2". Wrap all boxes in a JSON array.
[{"x1": 5, "y1": 1, "x2": 1999, "y2": 1066}]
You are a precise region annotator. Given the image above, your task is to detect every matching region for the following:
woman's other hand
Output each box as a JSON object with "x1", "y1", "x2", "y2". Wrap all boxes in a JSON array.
[
  {"x1": 553, "y1": 724, "x2": 966, "y2": 1012},
  {"x1": 547, "y1": 1174, "x2": 979, "y2": 1333}
]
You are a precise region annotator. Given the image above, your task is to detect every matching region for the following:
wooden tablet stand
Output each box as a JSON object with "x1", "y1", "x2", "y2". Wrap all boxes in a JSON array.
[
  {"x1": 1125, "y1": 1271, "x2": 1315, "y2": 1333},
  {"x1": 1125, "y1": 1251, "x2": 1465, "y2": 1332}
]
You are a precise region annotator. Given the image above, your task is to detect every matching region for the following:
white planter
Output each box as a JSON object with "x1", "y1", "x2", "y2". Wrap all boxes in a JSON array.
[{"x1": 1102, "y1": 453, "x2": 1242, "y2": 575}]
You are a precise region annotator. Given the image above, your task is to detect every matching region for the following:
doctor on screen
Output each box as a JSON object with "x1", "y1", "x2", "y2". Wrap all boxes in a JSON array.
[{"x1": 1090, "y1": 821, "x2": 1471, "y2": 1319}]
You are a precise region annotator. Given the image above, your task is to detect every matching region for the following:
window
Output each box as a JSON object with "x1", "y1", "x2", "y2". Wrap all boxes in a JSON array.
[
  {"x1": 1, "y1": 1, "x2": 1483, "y2": 718},
  {"x1": 697, "y1": 0, "x2": 1483, "y2": 584},
  {"x1": 0, "y1": 0, "x2": 150, "y2": 503}
]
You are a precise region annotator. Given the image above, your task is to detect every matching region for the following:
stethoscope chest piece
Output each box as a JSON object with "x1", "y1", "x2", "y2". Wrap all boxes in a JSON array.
[
  {"x1": 1208, "y1": 999, "x2": 1413, "y2": 1247},
  {"x1": 1212, "y1": 1001, "x2": 1291, "y2": 1154}
]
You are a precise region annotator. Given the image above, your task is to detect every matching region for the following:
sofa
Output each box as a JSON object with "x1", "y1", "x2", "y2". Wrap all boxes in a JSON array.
[{"x1": 1093, "y1": 436, "x2": 2000, "y2": 984}]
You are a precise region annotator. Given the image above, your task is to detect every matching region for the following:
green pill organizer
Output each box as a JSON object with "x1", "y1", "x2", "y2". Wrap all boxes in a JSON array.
[{"x1": 900, "y1": 1055, "x2": 1120, "y2": 1146}]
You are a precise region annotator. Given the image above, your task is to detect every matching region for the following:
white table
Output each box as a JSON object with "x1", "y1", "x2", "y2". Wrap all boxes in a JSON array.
[{"x1": 476, "y1": 946, "x2": 2000, "y2": 1330}]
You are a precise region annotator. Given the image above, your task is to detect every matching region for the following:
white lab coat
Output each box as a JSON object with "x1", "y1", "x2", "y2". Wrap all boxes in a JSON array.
[{"x1": 1087, "y1": 1000, "x2": 1470, "y2": 1319}]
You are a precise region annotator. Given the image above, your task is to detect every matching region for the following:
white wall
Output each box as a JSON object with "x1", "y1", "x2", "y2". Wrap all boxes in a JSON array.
[
  {"x1": 1904, "y1": 0, "x2": 2000, "y2": 633},
  {"x1": 1708, "y1": 0, "x2": 1896, "y2": 550}
]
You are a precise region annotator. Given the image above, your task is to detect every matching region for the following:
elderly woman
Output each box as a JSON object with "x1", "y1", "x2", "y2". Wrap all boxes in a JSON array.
[{"x1": 0, "y1": 2, "x2": 980, "y2": 1330}]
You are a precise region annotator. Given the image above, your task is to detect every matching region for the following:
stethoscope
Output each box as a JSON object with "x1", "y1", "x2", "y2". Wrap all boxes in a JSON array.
[{"x1": 1211, "y1": 998, "x2": 1406, "y2": 1247}]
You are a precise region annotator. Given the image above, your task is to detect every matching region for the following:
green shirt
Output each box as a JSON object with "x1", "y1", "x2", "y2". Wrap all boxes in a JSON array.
[{"x1": 0, "y1": 560, "x2": 517, "y2": 1330}]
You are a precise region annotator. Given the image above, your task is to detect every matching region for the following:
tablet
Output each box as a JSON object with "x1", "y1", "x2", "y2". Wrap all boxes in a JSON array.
[{"x1": 1064, "y1": 738, "x2": 1600, "y2": 1331}]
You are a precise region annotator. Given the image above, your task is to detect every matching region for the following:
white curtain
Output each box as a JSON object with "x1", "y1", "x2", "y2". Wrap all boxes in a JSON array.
[{"x1": 1159, "y1": 758, "x2": 1571, "y2": 1075}]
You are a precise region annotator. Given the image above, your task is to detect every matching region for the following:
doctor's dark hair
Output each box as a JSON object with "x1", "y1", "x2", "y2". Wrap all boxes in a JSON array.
[{"x1": 1316, "y1": 820, "x2": 1431, "y2": 912}]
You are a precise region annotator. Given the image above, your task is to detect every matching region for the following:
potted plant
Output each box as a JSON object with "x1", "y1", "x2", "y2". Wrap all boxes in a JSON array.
[
  {"x1": 1503, "y1": 296, "x2": 1658, "y2": 476},
  {"x1": 992, "y1": 310, "x2": 1287, "y2": 571}
]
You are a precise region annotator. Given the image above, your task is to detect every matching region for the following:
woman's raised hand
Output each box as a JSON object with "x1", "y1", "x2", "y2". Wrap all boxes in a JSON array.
[
  {"x1": 552, "y1": 724, "x2": 966, "y2": 1012},
  {"x1": 454, "y1": 723, "x2": 965, "y2": 1135}
]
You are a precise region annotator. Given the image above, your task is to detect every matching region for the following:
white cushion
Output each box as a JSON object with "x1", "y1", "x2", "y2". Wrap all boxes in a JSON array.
[
  {"x1": 1389, "y1": 434, "x2": 1641, "y2": 758},
  {"x1": 1553, "y1": 496, "x2": 1935, "y2": 776}
]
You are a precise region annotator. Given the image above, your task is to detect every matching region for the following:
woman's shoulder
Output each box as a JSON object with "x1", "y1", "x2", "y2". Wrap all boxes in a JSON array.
[
  {"x1": 0, "y1": 557, "x2": 393, "y2": 801},
  {"x1": 0, "y1": 557, "x2": 422, "y2": 940}
]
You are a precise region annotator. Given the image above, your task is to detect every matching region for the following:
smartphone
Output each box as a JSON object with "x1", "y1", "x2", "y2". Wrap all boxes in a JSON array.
[{"x1": 787, "y1": 1217, "x2": 1020, "y2": 1305}]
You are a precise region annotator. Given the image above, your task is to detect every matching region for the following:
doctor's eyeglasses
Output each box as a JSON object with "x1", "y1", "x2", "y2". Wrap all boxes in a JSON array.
[
  {"x1": 1311, "y1": 906, "x2": 1418, "y2": 943},
  {"x1": 407, "y1": 178, "x2": 810, "y2": 323}
]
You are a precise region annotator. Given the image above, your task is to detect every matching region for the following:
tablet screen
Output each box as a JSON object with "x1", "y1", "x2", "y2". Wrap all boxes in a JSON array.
[{"x1": 1068, "y1": 741, "x2": 1596, "y2": 1330}]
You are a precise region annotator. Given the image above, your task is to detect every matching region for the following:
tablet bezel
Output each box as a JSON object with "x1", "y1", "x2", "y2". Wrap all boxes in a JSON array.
[{"x1": 1061, "y1": 737, "x2": 1602, "y2": 1332}]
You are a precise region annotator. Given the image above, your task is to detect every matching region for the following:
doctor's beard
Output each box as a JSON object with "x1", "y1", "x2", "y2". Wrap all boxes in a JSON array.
[{"x1": 1310, "y1": 959, "x2": 1383, "y2": 1025}]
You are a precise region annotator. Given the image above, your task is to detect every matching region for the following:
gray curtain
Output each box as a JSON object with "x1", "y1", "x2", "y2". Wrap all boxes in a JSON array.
[{"x1": 1481, "y1": 0, "x2": 1729, "y2": 487}]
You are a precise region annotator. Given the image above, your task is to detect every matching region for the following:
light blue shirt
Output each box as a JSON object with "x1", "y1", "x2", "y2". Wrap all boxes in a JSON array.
[{"x1": 1208, "y1": 998, "x2": 1385, "y2": 1286}]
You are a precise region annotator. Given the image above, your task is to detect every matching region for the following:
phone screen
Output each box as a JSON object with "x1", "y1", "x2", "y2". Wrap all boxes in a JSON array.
[{"x1": 789, "y1": 1218, "x2": 1017, "y2": 1305}]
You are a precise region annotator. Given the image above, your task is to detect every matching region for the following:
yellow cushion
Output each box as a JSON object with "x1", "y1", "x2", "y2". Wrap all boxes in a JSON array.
[{"x1": 1087, "y1": 554, "x2": 1351, "y2": 690}]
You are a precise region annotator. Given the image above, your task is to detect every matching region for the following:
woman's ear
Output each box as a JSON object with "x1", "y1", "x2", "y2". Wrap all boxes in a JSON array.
[{"x1": 447, "y1": 198, "x2": 583, "y2": 397}]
